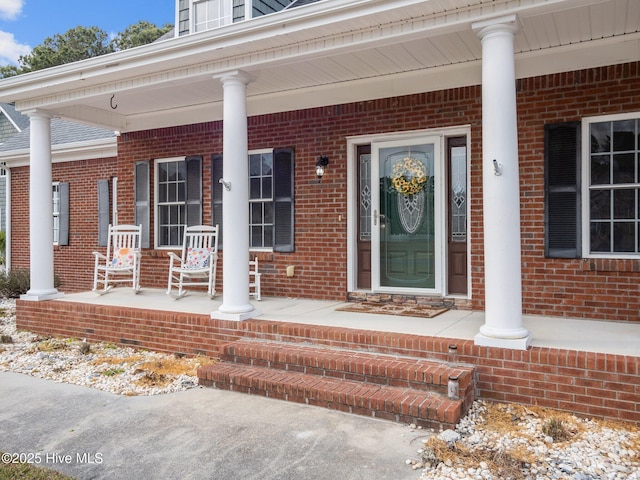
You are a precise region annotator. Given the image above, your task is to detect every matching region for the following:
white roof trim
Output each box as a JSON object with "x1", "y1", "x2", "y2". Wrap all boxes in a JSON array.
[
  {"x1": 0, "y1": 105, "x2": 24, "y2": 132},
  {"x1": 0, "y1": 137, "x2": 117, "y2": 168}
]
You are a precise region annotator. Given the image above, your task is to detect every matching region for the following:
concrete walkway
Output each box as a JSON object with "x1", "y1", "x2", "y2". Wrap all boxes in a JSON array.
[{"x1": 0, "y1": 372, "x2": 426, "y2": 480}]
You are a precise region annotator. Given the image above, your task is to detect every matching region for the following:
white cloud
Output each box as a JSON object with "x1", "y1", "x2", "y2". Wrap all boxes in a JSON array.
[
  {"x1": 0, "y1": 30, "x2": 30, "y2": 65},
  {"x1": 0, "y1": 0, "x2": 23, "y2": 20}
]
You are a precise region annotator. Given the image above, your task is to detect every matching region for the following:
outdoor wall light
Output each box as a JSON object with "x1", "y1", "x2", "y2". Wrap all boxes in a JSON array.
[{"x1": 316, "y1": 155, "x2": 329, "y2": 179}]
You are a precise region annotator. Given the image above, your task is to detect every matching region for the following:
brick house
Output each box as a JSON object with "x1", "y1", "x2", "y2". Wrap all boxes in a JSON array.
[
  {"x1": 0, "y1": 106, "x2": 116, "y2": 277},
  {"x1": 1, "y1": 0, "x2": 639, "y2": 426},
  {"x1": 1, "y1": 0, "x2": 640, "y2": 343}
]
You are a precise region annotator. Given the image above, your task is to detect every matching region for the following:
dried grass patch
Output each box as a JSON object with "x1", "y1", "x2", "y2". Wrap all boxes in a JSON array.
[
  {"x1": 132, "y1": 356, "x2": 211, "y2": 388},
  {"x1": 481, "y1": 402, "x2": 582, "y2": 441},
  {"x1": 135, "y1": 356, "x2": 209, "y2": 377},
  {"x1": 88, "y1": 352, "x2": 213, "y2": 388},
  {"x1": 422, "y1": 436, "x2": 532, "y2": 480},
  {"x1": 33, "y1": 337, "x2": 74, "y2": 352},
  {"x1": 424, "y1": 401, "x2": 640, "y2": 478},
  {"x1": 599, "y1": 418, "x2": 640, "y2": 463},
  {"x1": 89, "y1": 354, "x2": 145, "y2": 367},
  {"x1": 599, "y1": 417, "x2": 640, "y2": 433},
  {"x1": 420, "y1": 402, "x2": 591, "y2": 479}
]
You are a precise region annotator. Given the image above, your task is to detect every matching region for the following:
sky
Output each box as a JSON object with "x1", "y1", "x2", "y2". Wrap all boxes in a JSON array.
[{"x1": 0, "y1": 0, "x2": 175, "y2": 66}]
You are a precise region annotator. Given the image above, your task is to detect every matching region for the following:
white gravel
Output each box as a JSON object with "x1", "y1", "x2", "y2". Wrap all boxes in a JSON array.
[
  {"x1": 0, "y1": 298, "x2": 201, "y2": 396},
  {"x1": 409, "y1": 401, "x2": 640, "y2": 480},
  {"x1": 2, "y1": 298, "x2": 639, "y2": 479}
]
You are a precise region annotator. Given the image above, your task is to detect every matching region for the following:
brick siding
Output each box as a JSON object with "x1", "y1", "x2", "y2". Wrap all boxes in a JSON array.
[
  {"x1": 11, "y1": 62, "x2": 640, "y2": 321},
  {"x1": 11, "y1": 158, "x2": 117, "y2": 292}
]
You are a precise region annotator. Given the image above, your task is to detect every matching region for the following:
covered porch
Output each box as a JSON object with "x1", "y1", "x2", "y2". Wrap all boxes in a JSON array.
[
  {"x1": 16, "y1": 290, "x2": 640, "y2": 426},
  {"x1": 6, "y1": 0, "x2": 640, "y2": 355}
]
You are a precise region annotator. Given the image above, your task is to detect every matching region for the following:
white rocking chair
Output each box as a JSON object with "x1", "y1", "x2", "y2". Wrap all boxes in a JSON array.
[
  {"x1": 249, "y1": 257, "x2": 261, "y2": 301},
  {"x1": 93, "y1": 224, "x2": 142, "y2": 294},
  {"x1": 167, "y1": 225, "x2": 219, "y2": 299}
]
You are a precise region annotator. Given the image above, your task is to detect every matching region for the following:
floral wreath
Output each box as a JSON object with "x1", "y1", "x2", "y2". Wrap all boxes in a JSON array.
[{"x1": 391, "y1": 157, "x2": 428, "y2": 196}]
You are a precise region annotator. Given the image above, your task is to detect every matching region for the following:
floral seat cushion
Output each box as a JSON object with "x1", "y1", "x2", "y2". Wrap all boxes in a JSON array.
[
  {"x1": 184, "y1": 247, "x2": 211, "y2": 269},
  {"x1": 111, "y1": 248, "x2": 136, "y2": 268}
]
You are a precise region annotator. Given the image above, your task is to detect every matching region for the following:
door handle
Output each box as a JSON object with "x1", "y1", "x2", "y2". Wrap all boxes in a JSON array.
[{"x1": 373, "y1": 210, "x2": 386, "y2": 226}]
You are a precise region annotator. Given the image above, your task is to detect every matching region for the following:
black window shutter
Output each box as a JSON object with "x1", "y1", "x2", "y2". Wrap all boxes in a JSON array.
[
  {"x1": 97, "y1": 179, "x2": 110, "y2": 247},
  {"x1": 185, "y1": 155, "x2": 202, "y2": 226},
  {"x1": 58, "y1": 182, "x2": 70, "y2": 246},
  {"x1": 211, "y1": 154, "x2": 224, "y2": 249},
  {"x1": 134, "y1": 160, "x2": 150, "y2": 248},
  {"x1": 544, "y1": 122, "x2": 581, "y2": 258},
  {"x1": 273, "y1": 148, "x2": 295, "y2": 252}
]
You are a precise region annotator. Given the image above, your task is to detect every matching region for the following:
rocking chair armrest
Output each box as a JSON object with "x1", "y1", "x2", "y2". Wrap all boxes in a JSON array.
[
  {"x1": 92, "y1": 251, "x2": 107, "y2": 260},
  {"x1": 167, "y1": 251, "x2": 182, "y2": 261},
  {"x1": 167, "y1": 251, "x2": 182, "y2": 268}
]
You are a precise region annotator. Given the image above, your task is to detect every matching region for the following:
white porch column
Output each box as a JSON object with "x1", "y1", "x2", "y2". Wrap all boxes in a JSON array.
[
  {"x1": 22, "y1": 110, "x2": 62, "y2": 301},
  {"x1": 211, "y1": 70, "x2": 260, "y2": 321},
  {"x1": 473, "y1": 15, "x2": 530, "y2": 349}
]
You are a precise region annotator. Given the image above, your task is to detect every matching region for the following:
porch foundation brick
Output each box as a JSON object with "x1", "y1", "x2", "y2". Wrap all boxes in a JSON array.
[{"x1": 16, "y1": 299, "x2": 640, "y2": 426}]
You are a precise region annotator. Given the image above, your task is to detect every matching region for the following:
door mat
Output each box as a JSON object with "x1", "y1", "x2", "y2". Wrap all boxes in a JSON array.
[{"x1": 335, "y1": 302, "x2": 449, "y2": 318}]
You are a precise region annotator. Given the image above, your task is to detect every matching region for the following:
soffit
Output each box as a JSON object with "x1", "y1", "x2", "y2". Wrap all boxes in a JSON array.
[{"x1": 0, "y1": 0, "x2": 638, "y2": 132}]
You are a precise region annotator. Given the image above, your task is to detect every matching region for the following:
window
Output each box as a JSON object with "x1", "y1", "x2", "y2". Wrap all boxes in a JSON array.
[
  {"x1": 359, "y1": 152, "x2": 371, "y2": 241},
  {"x1": 192, "y1": 0, "x2": 232, "y2": 32},
  {"x1": 587, "y1": 117, "x2": 640, "y2": 255},
  {"x1": 153, "y1": 156, "x2": 202, "y2": 248},
  {"x1": 182, "y1": 0, "x2": 295, "y2": 36},
  {"x1": 51, "y1": 182, "x2": 69, "y2": 246},
  {"x1": 545, "y1": 114, "x2": 640, "y2": 258},
  {"x1": 212, "y1": 148, "x2": 294, "y2": 252},
  {"x1": 249, "y1": 151, "x2": 274, "y2": 248}
]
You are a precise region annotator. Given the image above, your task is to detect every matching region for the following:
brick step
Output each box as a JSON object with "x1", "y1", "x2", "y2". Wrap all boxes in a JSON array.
[
  {"x1": 198, "y1": 340, "x2": 476, "y2": 428},
  {"x1": 198, "y1": 362, "x2": 464, "y2": 428},
  {"x1": 219, "y1": 339, "x2": 474, "y2": 398}
]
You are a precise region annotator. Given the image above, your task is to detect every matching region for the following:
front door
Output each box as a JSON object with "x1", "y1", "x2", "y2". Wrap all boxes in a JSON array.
[{"x1": 371, "y1": 137, "x2": 441, "y2": 292}]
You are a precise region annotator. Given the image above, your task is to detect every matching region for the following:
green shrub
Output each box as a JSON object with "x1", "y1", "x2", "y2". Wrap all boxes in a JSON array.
[
  {"x1": 0, "y1": 268, "x2": 62, "y2": 298},
  {"x1": 0, "y1": 231, "x2": 5, "y2": 265},
  {"x1": 0, "y1": 268, "x2": 30, "y2": 298}
]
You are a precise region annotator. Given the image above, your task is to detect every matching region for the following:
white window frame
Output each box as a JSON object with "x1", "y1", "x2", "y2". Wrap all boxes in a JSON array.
[
  {"x1": 234, "y1": 0, "x2": 254, "y2": 21},
  {"x1": 191, "y1": 0, "x2": 233, "y2": 32},
  {"x1": 582, "y1": 111, "x2": 640, "y2": 259},
  {"x1": 52, "y1": 182, "x2": 60, "y2": 245},
  {"x1": 249, "y1": 148, "x2": 274, "y2": 251},
  {"x1": 154, "y1": 156, "x2": 188, "y2": 249}
]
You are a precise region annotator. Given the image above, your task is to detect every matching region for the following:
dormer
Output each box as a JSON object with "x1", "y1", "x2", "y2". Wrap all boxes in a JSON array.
[{"x1": 176, "y1": 0, "x2": 314, "y2": 36}]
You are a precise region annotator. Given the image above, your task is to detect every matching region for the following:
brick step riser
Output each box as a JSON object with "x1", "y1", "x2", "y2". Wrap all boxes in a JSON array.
[
  {"x1": 223, "y1": 356, "x2": 456, "y2": 396},
  {"x1": 199, "y1": 366, "x2": 463, "y2": 429},
  {"x1": 220, "y1": 345, "x2": 474, "y2": 398}
]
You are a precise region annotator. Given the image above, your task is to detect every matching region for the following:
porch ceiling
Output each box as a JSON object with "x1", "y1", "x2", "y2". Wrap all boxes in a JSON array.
[{"x1": 0, "y1": 0, "x2": 639, "y2": 133}]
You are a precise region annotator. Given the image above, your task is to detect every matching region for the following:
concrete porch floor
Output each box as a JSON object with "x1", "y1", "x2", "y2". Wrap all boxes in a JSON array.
[{"x1": 55, "y1": 288, "x2": 640, "y2": 356}]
